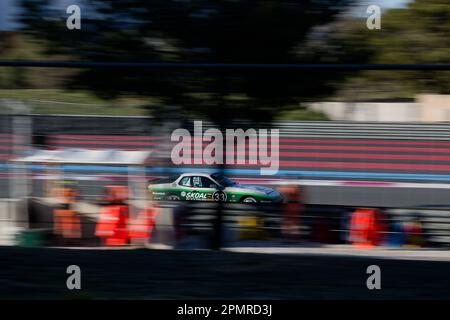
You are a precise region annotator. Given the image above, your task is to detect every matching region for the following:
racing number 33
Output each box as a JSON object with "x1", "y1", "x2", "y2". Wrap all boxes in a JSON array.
[{"x1": 213, "y1": 191, "x2": 227, "y2": 202}]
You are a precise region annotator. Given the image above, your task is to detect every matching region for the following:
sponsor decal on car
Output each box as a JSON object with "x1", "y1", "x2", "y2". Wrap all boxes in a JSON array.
[{"x1": 185, "y1": 192, "x2": 208, "y2": 201}]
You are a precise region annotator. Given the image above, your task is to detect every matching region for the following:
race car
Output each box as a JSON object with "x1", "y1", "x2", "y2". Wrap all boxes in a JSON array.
[{"x1": 148, "y1": 172, "x2": 283, "y2": 203}]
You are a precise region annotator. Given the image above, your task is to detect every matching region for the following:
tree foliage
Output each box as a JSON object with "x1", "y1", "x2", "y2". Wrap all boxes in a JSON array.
[
  {"x1": 334, "y1": 0, "x2": 450, "y2": 100},
  {"x1": 18, "y1": 0, "x2": 356, "y2": 123}
]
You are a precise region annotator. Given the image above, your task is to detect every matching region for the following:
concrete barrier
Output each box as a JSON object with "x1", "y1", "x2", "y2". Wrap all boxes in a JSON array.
[{"x1": 0, "y1": 199, "x2": 28, "y2": 245}]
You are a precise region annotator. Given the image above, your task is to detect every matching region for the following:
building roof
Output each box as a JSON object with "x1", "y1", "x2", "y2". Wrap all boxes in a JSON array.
[{"x1": 12, "y1": 148, "x2": 152, "y2": 165}]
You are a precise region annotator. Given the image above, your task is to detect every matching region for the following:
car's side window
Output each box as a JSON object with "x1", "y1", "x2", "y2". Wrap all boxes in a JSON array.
[
  {"x1": 191, "y1": 176, "x2": 202, "y2": 188},
  {"x1": 179, "y1": 176, "x2": 191, "y2": 187},
  {"x1": 201, "y1": 177, "x2": 217, "y2": 188}
]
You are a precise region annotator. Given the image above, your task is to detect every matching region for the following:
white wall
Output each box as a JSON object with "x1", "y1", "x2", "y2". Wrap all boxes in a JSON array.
[
  {"x1": 310, "y1": 102, "x2": 419, "y2": 122},
  {"x1": 417, "y1": 94, "x2": 450, "y2": 122}
]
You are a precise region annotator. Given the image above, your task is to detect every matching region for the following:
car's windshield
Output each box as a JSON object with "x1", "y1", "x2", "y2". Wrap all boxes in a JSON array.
[
  {"x1": 151, "y1": 175, "x2": 178, "y2": 184},
  {"x1": 211, "y1": 173, "x2": 236, "y2": 187}
]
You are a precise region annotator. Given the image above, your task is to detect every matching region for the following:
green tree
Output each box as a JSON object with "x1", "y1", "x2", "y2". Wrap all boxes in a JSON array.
[
  {"x1": 331, "y1": 0, "x2": 450, "y2": 100},
  {"x1": 19, "y1": 0, "x2": 357, "y2": 123}
]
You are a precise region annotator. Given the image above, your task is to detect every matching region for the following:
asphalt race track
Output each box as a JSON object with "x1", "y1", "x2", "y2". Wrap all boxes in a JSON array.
[
  {"x1": 304, "y1": 185, "x2": 450, "y2": 207},
  {"x1": 1, "y1": 246, "x2": 449, "y2": 299},
  {"x1": 2, "y1": 177, "x2": 450, "y2": 207}
]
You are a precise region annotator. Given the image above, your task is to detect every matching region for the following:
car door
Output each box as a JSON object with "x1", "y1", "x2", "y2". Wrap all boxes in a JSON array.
[
  {"x1": 185, "y1": 176, "x2": 215, "y2": 201},
  {"x1": 177, "y1": 175, "x2": 194, "y2": 200},
  {"x1": 200, "y1": 176, "x2": 228, "y2": 202}
]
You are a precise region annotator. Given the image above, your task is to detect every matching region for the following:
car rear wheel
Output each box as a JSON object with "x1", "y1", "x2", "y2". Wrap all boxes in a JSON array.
[{"x1": 241, "y1": 196, "x2": 257, "y2": 203}]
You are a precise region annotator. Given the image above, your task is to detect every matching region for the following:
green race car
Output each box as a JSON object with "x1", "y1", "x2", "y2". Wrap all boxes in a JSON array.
[{"x1": 148, "y1": 172, "x2": 283, "y2": 203}]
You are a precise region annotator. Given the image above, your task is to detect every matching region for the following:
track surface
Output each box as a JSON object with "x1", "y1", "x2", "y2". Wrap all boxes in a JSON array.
[
  {"x1": 1, "y1": 246, "x2": 450, "y2": 299},
  {"x1": 2, "y1": 178, "x2": 450, "y2": 207}
]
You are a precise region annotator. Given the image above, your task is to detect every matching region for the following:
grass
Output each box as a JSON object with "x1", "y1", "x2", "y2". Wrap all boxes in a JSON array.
[
  {"x1": 0, "y1": 89, "x2": 155, "y2": 116},
  {"x1": 0, "y1": 89, "x2": 329, "y2": 119},
  {"x1": 276, "y1": 107, "x2": 329, "y2": 121}
]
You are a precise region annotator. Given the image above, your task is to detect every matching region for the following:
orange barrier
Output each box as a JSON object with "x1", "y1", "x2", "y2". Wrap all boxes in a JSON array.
[
  {"x1": 95, "y1": 205, "x2": 130, "y2": 246},
  {"x1": 129, "y1": 207, "x2": 158, "y2": 243},
  {"x1": 349, "y1": 208, "x2": 386, "y2": 248},
  {"x1": 278, "y1": 185, "x2": 303, "y2": 241},
  {"x1": 53, "y1": 209, "x2": 81, "y2": 239}
]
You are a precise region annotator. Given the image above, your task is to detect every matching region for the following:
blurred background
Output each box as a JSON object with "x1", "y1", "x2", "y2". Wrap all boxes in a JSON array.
[{"x1": 1, "y1": 0, "x2": 450, "y2": 299}]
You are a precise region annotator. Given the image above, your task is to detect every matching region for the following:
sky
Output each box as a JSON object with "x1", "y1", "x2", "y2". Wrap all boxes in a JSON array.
[
  {"x1": 0, "y1": 0, "x2": 20, "y2": 30},
  {"x1": 376, "y1": 0, "x2": 411, "y2": 8},
  {"x1": 351, "y1": 0, "x2": 411, "y2": 17},
  {"x1": 0, "y1": 0, "x2": 412, "y2": 31},
  {"x1": 0, "y1": 0, "x2": 77, "y2": 30}
]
